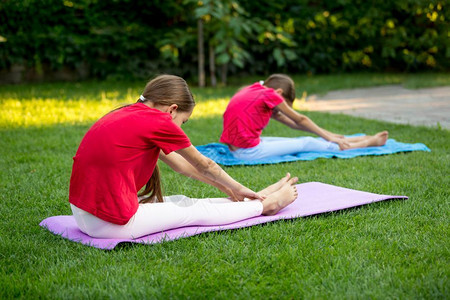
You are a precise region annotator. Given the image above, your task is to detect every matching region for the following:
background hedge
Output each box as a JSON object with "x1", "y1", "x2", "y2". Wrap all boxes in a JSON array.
[{"x1": 0, "y1": 0, "x2": 448, "y2": 83}]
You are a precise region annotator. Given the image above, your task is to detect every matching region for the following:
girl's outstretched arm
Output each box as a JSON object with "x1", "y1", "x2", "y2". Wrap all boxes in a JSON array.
[
  {"x1": 321, "y1": 128, "x2": 345, "y2": 139},
  {"x1": 159, "y1": 150, "x2": 229, "y2": 195},
  {"x1": 169, "y1": 146, "x2": 263, "y2": 202},
  {"x1": 272, "y1": 101, "x2": 349, "y2": 148}
]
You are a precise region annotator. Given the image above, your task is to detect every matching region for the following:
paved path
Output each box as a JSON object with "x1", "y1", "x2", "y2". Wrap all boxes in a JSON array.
[{"x1": 297, "y1": 85, "x2": 450, "y2": 129}]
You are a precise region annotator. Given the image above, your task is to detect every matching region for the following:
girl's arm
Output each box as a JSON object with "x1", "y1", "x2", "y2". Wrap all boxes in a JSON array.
[
  {"x1": 166, "y1": 146, "x2": 263, "y2": 202},
  {"x1": 271, "y1": 110, "x2": 301, "y2": 129},
  {"x1": 159, "y1": 150, "x2": 230, "y2": 195},
  {"x1": 272, "y1": 101, "x2": 348, "y2": 147},
  {"x1": 322, "y1": 128, "x2": 345, "y2": 139}
]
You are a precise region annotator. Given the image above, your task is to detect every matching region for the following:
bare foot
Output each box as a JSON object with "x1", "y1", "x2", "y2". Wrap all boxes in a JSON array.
[
  {"x1": 261, "y1": 182, "x2": 298, "y2": 216},
  {"x1": 258, "y1": 173, "x2": 291, "y2": 197},
  {"x1": 286, "y1": 176, "x2": 299, "y2": 187},
  {"x1": 344, "y1": 131, "x2": 389, "y2": 149},
  {"x1": 371, "y1": 131, "x2": 389, "y2": 147}
]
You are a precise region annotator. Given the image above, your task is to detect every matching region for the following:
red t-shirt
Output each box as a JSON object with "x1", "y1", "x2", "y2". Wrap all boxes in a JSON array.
[
  {"x1": 220, "y1": 82, "x2": 284, "y2": 148},
  {"x1": 69, "y1": 103, "x2": 191, "y2": 225}
]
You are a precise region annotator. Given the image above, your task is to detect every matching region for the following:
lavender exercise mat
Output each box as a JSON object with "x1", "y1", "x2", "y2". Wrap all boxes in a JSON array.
[{"x1": 40, "y1": 182, "x2": 408, "y2": 250}]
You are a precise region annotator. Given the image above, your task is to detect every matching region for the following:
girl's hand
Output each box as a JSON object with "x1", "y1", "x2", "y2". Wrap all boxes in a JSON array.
[
  {"x1": 330, "y1": 137, "x2": 350, "y2": 150},
  {"x1": 228, "y1": 186, "x2": 264, "y2": 202},
  {"x1": 337, "y1": 140, "x2": 351, "y2": 150}
]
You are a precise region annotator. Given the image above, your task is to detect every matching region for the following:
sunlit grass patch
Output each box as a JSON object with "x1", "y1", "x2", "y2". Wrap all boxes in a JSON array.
[
  {"x1": 0, "y1": 98, "x2": 125, "y2": 128},
  {"x1": 0, "y1": 97, "x2": 231, "y2": 128},
  {"x1": 190, "y1": 98, "x2": 229, "y2": 119},
  {"x1": 1, "y1": 73, "x2": 448, "y2": 129},
  {"x1": 0, "y1": 80, "x2": 237, "y2": 128},
  {"x1": 0, "y1": 82, "x2": 141, "y2": 128}
]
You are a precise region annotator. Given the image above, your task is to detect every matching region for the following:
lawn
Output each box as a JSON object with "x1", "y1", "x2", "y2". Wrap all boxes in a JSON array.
[{"x1": 0, "y1": 73, "x2": 449, "y2": 299}]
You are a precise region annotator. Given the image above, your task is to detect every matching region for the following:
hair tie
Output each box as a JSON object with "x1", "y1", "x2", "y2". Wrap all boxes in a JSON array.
[
  {"x1": 259, "y1": 80, "x2": 264, "y2": 85},
  {"x1": 139, "y1": 95, "x2": 146, "y2": 102}
]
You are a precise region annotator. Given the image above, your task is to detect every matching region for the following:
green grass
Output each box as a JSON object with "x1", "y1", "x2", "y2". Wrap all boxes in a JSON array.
[{"x1": 0, "y1": 73, "x2": 449, "y2": 299}]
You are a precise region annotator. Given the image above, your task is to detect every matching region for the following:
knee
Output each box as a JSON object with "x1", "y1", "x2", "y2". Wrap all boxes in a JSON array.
[{"x1": 298, "y1": 136, "x2": 317, "y2": 144}]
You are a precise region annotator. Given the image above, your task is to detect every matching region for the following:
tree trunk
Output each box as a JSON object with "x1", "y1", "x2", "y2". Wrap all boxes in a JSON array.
[
  {"x1": 197, "y1": 19, "x2": 205, "y2": 87},
  {"x1": 209, "y1": 42, "x2": 216, "y2": 87},
  {"x1": 220, "y1": 63, "x2": 228, "y2": 86}
]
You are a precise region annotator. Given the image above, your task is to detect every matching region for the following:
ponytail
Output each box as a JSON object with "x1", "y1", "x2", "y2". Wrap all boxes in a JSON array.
[{"x1": 138, "y1": 165, "x2": 164, "y2": 203}]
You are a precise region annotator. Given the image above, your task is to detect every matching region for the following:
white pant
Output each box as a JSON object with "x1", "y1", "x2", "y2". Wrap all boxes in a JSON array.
[
  {"x1": 71, "y1": 195, "x2": 263, "y2": 239},
  {"x1": 232, "y1": 136, "x2": 340, "y2": 160}
]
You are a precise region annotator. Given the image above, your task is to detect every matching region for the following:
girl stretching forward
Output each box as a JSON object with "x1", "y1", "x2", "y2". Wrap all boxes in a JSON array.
[
  {"x1": 220, "y1": 74, "x2": 389, "y2": 160},
  {"x1": 69, "y1": 75, "x2": 297, "y2": 239}
]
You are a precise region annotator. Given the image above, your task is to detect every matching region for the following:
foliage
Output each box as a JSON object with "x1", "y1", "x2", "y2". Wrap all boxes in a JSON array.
[
  {"x1": 242, "y1": 0, "x2": 449, "y2": 73},
  {"x1": 0, "y1": 0, "x2": 189, "y2": 80},
  {"x1": 0, "y1": 0, "x2": 448, "y2": 82}
]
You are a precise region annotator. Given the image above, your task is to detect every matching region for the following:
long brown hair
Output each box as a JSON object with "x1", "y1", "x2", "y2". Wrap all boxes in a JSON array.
[
  {"x1": 264, "y1": 74, "x2": 296, "y2": 104},
  {"x1": 138, "y1": 75, "x2": 195, "y2": 204}
]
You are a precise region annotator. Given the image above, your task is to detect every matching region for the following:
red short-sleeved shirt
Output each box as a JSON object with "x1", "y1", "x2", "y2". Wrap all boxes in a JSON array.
[
  {"x1": 69, "y1": 103, "x2": 191, "y2": 225},
  {"x1": 220, "y1": 82, "x2": 284, "y2": 148}
]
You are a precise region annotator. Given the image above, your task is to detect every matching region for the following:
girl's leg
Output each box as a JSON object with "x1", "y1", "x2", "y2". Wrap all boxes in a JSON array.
[
  {"x1": 345, "y1": 131, "x2": 389, "y2": 149},
  {"x1": 164, "y1": 195, "x2": 232, "y2": 204},
  {"x1": 344, "y1": 136, "x2": 369, "y2": 142},
  {"x1": 232, "y1": 136, "x2": 339, "y2": 160},
  {"x1": 129, "y1": 198, "x2": 264, "y2": 238},
  {"x1": 71, "y1": 199, "x2": 263, "y2": 239},
  {"x1": 344, "y1": 131, "x2": 388, "y2": 143}
]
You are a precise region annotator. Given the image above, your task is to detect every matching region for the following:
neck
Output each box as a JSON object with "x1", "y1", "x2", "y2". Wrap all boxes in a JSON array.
[
  {"x1": 142, "y1": 101, "x2": 171, "y2": 113},
  {"x1": 142, "y1": 101, "x2": 155, "y2": 108}
]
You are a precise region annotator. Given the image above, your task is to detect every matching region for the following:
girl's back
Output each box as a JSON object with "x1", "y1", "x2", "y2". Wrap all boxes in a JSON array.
[{"x1": 220, "y1": 82, "x2": 284, "y2": 148}]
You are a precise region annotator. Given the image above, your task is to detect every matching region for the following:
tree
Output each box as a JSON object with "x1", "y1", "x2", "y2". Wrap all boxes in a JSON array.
[
  {"x1": 184, "y1": 0, "x2": 256, "y2": 86},
  {"x1": 197, "y1": 19, "x2": 205, "y2": 87}
]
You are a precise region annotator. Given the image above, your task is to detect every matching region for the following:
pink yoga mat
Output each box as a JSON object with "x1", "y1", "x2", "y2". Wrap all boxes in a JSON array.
[{"x1": 39, "y1": 182, "x2": 408, "y2": 250}]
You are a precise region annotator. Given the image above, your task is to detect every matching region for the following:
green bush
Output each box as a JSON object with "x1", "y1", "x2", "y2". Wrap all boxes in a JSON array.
[
  {"x1": 243, "y1": 0, "x2": 449, "y2": 73},
  {"x1": 0, "y1": 0, "x2": 191, "y2": 80},
  {"x1": 0, "y1": 0, "x2": 448, "y2": 82}
]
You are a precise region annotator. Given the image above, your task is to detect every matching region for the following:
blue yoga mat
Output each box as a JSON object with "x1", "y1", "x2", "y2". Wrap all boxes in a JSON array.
[{"x1": 196, "y1": 136, "x2": 430, "y2": 166}]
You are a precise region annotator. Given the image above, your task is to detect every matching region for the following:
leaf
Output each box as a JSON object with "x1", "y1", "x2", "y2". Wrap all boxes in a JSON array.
[
  {"x1": 216, "y1": 52, "x2": 230, "y2": 64},
  {"x1": 241, "y1": 23, "x2": 252, "y2": 34},
  {"x1": 273, "y1": 48, "x2": 285, "y2": 67},
  {"x1": 215, "y1": 43, "x2": 227, "y2": 54},
  {"x1": 232, "y1": 56, "x2": 244, "y2": 68},
  {"x1": 284, "y1": 49, "x2": 297, "y2": 61},
  {"x1": 195, "y1": 6, "x2": 211, "y2": 18}
]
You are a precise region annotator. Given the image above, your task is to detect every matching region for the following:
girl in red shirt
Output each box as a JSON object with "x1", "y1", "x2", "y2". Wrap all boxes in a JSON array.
[
  {"x1": 220, "y1": 74, "x2": 389, "y2": 160},
  {"x1": 69, "y1": 75, "x2": 298, "y2": 239}
]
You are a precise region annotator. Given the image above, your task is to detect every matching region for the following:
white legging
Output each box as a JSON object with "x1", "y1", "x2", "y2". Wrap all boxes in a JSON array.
[
  {"x1": 71, "y1": 195, "x2": 263, "y2": 239},
  {"x1": 232, "y1": 136, "x2": 340, "y2": 160}
]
